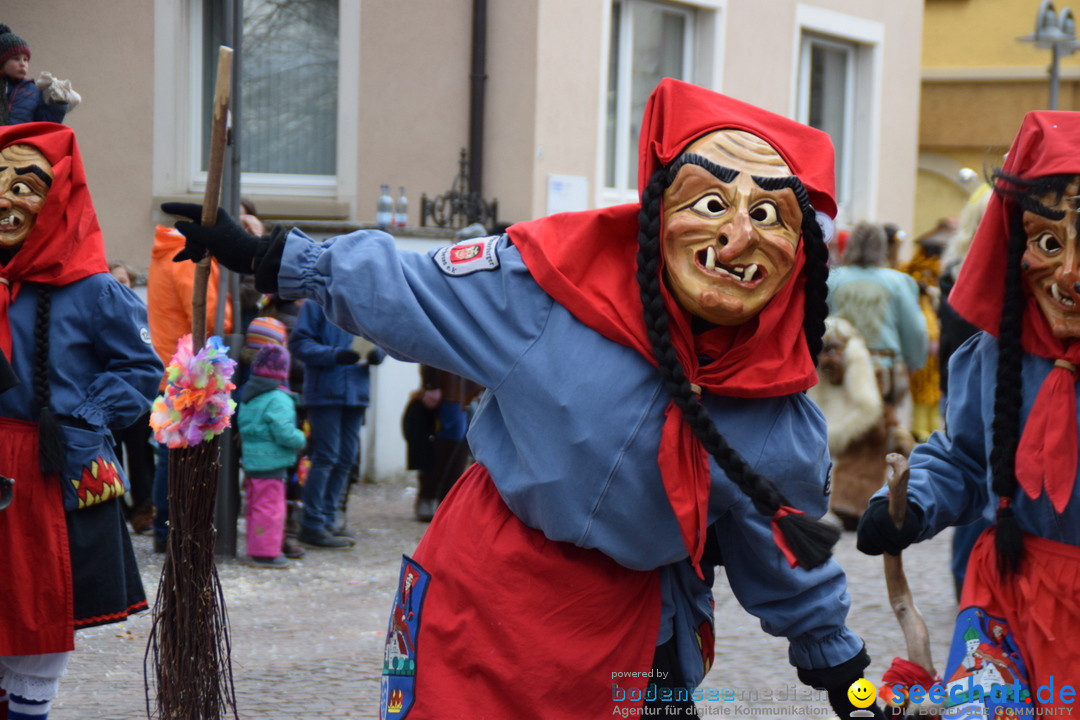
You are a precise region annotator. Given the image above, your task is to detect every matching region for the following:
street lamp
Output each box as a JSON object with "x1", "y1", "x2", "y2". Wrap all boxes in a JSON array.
[{"x1": 1019, "y1": 0, "x2": 1080, "y2": 109}]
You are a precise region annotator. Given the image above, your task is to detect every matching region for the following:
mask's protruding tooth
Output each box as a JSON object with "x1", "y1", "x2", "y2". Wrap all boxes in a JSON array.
[
  {"x1": 705, "y1": 245, "x2": 716, "y2": 271},
  {"x1": 1051, "y1": 283, "x2": 1076, "y2": 306},
  {"x1": 744, "y1": 264, "x2": 758, "y2": 282}
]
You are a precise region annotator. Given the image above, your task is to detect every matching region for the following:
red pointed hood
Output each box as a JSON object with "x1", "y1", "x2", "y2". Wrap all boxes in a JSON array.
[
  {"x1": 509, "y1": 79, "x2": 836, "y2": 397},
  {"x1": 0, "y1": 122, "x2": 108, "y2": 356}
]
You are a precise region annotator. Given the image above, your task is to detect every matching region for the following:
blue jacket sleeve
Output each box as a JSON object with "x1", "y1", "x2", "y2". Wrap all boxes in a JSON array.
[
  {"x1": 71, "y1": 281, "x2": 163, "y2": 430},
  {"x1": 704, "y1": 394, "x2": 863, "y2": 670},
  {"x1": 6, "y1": 80, "x2": 67, "y2": 125},
  {"x1": 34, "y1": 98, "x2": 68, "y2": 124},
  {"x1": 6, "y1": 80, "x2": 40, "y2": 124},
  {"x1": 277, "y1": 230, "x2": 551, "y2": 389},
  {"x1": 713, "y1": 512, "x2": 865, "y2": 670}
]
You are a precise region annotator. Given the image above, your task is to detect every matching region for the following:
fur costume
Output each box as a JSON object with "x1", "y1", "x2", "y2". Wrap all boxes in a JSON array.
[{"x1": 808, "y1": 317, "x2": 887, "y2": 526}]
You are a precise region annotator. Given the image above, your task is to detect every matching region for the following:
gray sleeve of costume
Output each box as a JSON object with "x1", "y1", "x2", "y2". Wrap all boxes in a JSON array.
[{"x1": 276, "y1": 230, "x2": 549, "y2": 389}]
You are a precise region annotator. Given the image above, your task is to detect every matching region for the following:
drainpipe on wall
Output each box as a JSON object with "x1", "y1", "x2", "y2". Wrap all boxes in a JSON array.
[{"x1": 468, "y1": 0, "x2": 487, "y2": 217}]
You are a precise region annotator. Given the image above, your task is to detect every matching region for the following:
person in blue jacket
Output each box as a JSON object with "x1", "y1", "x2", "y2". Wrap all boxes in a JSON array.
[
  {"x1": 164, "y1": 79, "x2": 882, "y2": 719},
  {"x1": 0, "y1": 25, "x2": 75, "y2": 126},
  {"x1": 0, "y1": 123, "x2": 162, "y2": 719},
  {"x1": 288, "y1": 300, "x2": 385, "y2": 549}
]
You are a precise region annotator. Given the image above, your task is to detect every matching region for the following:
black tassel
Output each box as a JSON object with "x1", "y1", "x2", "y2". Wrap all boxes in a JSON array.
[
  {"x1": 776, "y1": 512, "x2": 841, "y2": 569},
  {"x1": 995, "y1": 502, "x2": 1024, "y2": 577},
  {"x1": 38, "y1": 405, "x2": 66, "y2": 477}
]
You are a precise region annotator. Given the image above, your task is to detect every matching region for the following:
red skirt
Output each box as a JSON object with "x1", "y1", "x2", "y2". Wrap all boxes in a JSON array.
[
  {"x1": 0, "y1": 418, "x2": 74, "y2": 654},
  {"x1": 959, "y1": 529, "x2": 1080, "y2": 710},
  {"x1": 380, "y1": 464, "x2": 662, "y2": 719}
]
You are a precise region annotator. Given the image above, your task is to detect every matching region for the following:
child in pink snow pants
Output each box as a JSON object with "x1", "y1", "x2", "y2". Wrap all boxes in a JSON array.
[{"x1": 237, "y1": 344, "x2": 306, "y2": 568}]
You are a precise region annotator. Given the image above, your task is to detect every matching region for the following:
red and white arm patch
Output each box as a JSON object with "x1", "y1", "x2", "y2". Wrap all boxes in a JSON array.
[{"x1": 433, "y1": 237, "x2": 499, "y2": 276}]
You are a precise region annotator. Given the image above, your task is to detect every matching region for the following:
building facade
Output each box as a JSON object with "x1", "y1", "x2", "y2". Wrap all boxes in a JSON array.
[{"x1": 7, "y1": 0, "x2": 923, "y2": 480}]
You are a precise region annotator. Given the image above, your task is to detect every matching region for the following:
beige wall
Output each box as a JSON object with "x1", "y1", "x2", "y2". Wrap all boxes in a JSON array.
[
  {"x1": 530, "y1": 0, "x2": 606, "y2": 221},
  {"x1": 358, "y1": 0, "x2": 474, "y2": 228},
  {"x1": 6, "y1": 1, "x2": 157, "y2": 274},
  {"x1": 485, "y1": 0, "x2": 541, "y2": 225}
]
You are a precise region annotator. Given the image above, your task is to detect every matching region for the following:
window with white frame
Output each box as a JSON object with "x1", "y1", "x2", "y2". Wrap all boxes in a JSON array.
[
  {"x1": 203, "y1": 0, "x2": 339, "y2": 193},
  {"x1": 798, "y1": 34, "x2": 855, "y2": 215},
  {"x1": 794, "y1": 9, "x2": 881, "y2": 227},
  {"x1": 604, "y1": 0, "x2": 699, "y2": 203}
]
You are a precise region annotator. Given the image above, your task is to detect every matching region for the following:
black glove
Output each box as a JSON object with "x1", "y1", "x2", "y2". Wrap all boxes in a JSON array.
[
  {"x1": 162, "y1": 202, "x2": 262, "y2": 274},
  {"x1": 799, "y1": 648, "x2": 885, "y2": 720},
  {"x1": 335, "y1": 349, "x2": 362, "y2": 365},
  {"x1": 366, "y1": 349, "x2": 385, "y2": 366},
  {"x1": 856, "y1": 496, "x2": 924, "y2": 556}
]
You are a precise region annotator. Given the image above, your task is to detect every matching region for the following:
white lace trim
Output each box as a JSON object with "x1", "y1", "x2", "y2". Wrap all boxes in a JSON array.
[{"x1": 0, "y1": 668, "x2": 63, "y2": 703}]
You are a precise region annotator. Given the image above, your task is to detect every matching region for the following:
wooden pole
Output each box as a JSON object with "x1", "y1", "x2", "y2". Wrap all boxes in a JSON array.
[
  {"x1": 883, "y1": 452, "x2": 935, "y2": 677},
  {"x1": 192, "y1": 46, "x2": 234, "y2": 348}
]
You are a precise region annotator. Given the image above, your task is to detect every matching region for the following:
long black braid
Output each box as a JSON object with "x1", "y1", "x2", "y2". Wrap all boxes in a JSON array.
[
  {"x1": 32, "y1": 285, "x2": 66, "y2": 476},
  {"x1": 635, "y1": 165, "x2": 838, "y2": 569},
  {"x1": 989, "y1": 172, "x2": 1077, "y2": 575}
]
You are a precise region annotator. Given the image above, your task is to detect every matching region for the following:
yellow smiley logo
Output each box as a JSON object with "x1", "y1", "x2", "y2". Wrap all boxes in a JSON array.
[{"x1": 847, "y1": 678, "x2": 877, "y2": 709}]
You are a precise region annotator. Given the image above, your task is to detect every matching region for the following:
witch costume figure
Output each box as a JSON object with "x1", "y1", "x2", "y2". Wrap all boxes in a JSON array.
[
  {"x1": 165, "y1": 79, "x2": 882, "y2": 719},
  {"x1": 0, "y1": 122, "x2": 162, "y2": 719},
  {"x1": 858, "y1": 110, "x2": 1080, "y2": 715}
]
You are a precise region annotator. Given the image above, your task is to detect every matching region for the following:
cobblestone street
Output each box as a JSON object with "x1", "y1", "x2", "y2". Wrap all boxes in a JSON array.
[{"x1": 53, "y1": 477, "x2": 959, "y2": 719}]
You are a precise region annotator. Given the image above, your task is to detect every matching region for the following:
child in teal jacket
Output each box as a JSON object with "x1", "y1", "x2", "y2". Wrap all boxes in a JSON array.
[{"x1": 238, "y1": 344, "x2": 306, "y2": 568}]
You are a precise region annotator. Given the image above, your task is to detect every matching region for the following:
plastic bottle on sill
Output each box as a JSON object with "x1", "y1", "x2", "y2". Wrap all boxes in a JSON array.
[
  {"x1": 394, "y1": 186, "x2": 408, "y2": 228},
  {"x1": 376, "y1": 184, "x2": 394, "y2": 229}
]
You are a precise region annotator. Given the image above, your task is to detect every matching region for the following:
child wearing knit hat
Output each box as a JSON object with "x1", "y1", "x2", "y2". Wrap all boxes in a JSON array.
[
  {"x1": 241, "y1": 315, "x2": 288, "y2": 366},
  {"x1": 0, "y1": 23, "x2": 80, "y2": 126},
  {"x1": 237, "y1": 344, "x2": 307, "y2": 569}
]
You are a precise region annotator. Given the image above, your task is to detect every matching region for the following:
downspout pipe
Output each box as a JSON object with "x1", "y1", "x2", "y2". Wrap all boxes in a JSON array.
[{"x1": 468, "y1": 0, "x2": 487, "y2": 211}]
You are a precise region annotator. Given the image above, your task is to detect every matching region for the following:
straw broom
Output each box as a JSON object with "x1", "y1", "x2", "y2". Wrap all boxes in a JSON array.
[{"x1": 145, "y1": 46, "x2": 239, "y2": 720}]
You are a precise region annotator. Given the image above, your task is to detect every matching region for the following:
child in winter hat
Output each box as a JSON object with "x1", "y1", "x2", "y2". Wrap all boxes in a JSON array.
[
  {"x1": 1, "y1": 23, "x2": 80, "y2": 125},
  {"x1": 245, "y1": 316, "x2": 287, "y2": 351},
  {"x1": 250, "y1": 343, "x2": 290, "y2": 383},
  {"x1": 0, "y1": 24, "x2": 30, "y2": 68},
  {"x1": 238, "y1": 342, "x2": 305, "y2": 569}
]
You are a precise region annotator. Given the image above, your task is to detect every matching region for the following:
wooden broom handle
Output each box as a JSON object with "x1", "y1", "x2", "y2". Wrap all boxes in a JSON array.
[
  {"x1": 883, "y1": 452, "x2": 935, "y2": 677},
  {"x1": 192, "y1": 46, "x2": 234, "y2": 348}
]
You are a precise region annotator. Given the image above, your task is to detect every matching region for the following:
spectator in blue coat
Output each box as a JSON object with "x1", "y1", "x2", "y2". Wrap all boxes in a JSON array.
[
  {"x1": 288, "y1": 300, "x2": 384, "y2": 548},
  {"x1": 0, "y1": 24, "x2": 78, "y2": 126}
]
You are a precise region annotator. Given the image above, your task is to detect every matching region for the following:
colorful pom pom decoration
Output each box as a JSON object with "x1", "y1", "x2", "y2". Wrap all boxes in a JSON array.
[{"x1": 150, "y1": 334, "x2": 237, "y2": 448}]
